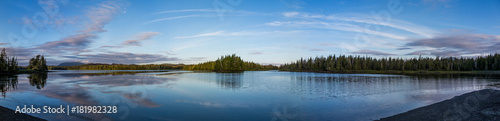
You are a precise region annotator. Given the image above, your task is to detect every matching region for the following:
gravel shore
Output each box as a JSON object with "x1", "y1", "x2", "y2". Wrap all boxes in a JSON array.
[
  {"x1": 378, "y1": 89, "x2": 500, "y2": 121},
  {"x1": 0, "y1": 106, "x2": 46, "y2": 121}
]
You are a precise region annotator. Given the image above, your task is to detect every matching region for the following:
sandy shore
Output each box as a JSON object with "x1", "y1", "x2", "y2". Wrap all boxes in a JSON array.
[
  {"x1": 378, "y1": 89, "x2": 500, "y2": 121},
  {"x1": 0, "y1": 106, "x2": 46, "y2": 121}
]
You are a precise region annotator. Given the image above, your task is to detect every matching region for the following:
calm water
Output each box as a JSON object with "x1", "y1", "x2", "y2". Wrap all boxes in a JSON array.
[{"x1": 1, "y1": 70, "x2": 499, "y2": 121}]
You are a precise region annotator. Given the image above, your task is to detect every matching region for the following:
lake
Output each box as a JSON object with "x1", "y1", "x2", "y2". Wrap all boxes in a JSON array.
[{"x1": 1, "y1": 70, "x2": 499, "y2": 121}]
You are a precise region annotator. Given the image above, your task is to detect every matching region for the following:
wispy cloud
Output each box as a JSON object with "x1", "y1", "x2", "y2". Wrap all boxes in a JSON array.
[
  {"x1": 70, "y1": 52, "x2": 180, "y2": 64},
  {"x1": 406, "y1": 49, "x2": 461, "y2": 57},
  {"x1": 175, "y1": 30, "x2": 303, "y2": 39},
  {"x1": 267, "y1": 21, "x2": 407, "y2": 40},
  {"x1": 153, "y1": 9, "x2": 259, "y2": 15},
  {"x1": 397, "y1": 47, "x2": 412, "y2": 50},
  {"x1": 81, "y1": 1, "x2": 124, "y2": 33},
  {"x1": 38, "y1": 34, "x2": 97, "y2": 50},
  {"x1": 295, "y1": 46, "x2": 327, "y2": 52},
  {"x1": 37, "y1": 1, "x2": 124, "y2": 54},
  {"x1": 277, "y1": 12, "x2": 440, "y2": 38},
  {"x1": 175, "y1": 31, "x2": 226, "y2": 39},
  {"x1": 144, "y1": 15, "x2": 204, "y2": 24},
  {"x1": 146, "y1": 9, "x2": 264, "y2": 24},
  {"x1": 407, "y1": 34, "x2": 500, "y2": 49},
  {"x1": 249, "y1": 52, "x2": 263, "y2": 55},
  {"x1": 348, "y1": 49, "x2": 395, "y2": 56},
  {"x1": 99, "y1": 45, "x2": 122, "y2": 48},
  {"x1": 122, "y1": 32, "x2": 161, "y2": 46},
  {"x1": 309, "y1": 48, "x2": 326, "y2": 51},
  {"x1": 283, "y1": 12, "x2": 300, "y2": 17},
  {"x1": 405, "y1": 33, "x2": 500, "y2": 56},
  {"x1": 153, "y1": 9, "x2": 216, "y2": 14}
]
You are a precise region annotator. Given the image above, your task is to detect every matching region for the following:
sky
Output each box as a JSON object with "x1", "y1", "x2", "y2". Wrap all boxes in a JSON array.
[{"x1": 1, "y1": 0, "x2": 500, "y2": 66}]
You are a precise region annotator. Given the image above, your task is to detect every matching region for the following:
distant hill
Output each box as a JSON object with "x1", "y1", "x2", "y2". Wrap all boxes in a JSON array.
[{"x1": 57, "y1": 62, "x2": 85, "y2": 66}]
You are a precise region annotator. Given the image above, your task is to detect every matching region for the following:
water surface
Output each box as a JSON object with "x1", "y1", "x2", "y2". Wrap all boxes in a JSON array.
[{"x1": 1, "y1": 70, "x2": 499, "y2": 121}]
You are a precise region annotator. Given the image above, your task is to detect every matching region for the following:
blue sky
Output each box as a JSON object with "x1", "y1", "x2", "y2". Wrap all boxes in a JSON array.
[{"x1": 1, "y1": 0, "x2": 500, "y2": 65}]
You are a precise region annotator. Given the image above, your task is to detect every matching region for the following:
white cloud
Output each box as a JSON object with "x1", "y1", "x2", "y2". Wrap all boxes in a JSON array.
[
  {"x1": 175, "y1": 30, "x2": 304, "y2": 39},
  {"x1": 279, "y1": 12, "x2": 440, "y2": 38},
  {"x1": 175, "y1": 31, "x2": 226, "y2": 39},
  {"x1": 405, "y1": 33, "x2": 500, "y2": 56},
  {"x1": 37, "y1": 1, "x2": 124, "y2": 54},
  {"x1": 146, "y1": 9, "x2": 265, "y2": 24},
  {"x1": 153, "y1": 9, "x2": 215, "y2": 14},
  {"x1": 283, "y1": 12, "x2": 300, "y2": 17},
  {"x1": 266, "y1": 21, "x2": 292, "y2": 26},
  {"x1": 267, "y1": 21, "x2": 407, "y2": 40},
  {"x1": 154, "y1": 9, "x2": 259, "y2": 15},
  {"x1": 145, "y1": 15, "x2": 204, "y2": 24},
  {"x1": 122, "y1": 32, "x2": 161, "y2": 46}
]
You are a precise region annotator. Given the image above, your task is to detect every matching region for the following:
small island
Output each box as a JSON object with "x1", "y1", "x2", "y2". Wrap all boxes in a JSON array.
[{"x1": 183, "y1": 54, "x2": 278, "y2": 72}]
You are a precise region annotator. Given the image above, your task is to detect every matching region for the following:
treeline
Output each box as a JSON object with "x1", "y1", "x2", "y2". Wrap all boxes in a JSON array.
[
  {"x1": 0, "y1": 48, "x2": 18, "y2": 73},
  {"x1": 55, "y1": 63, "x2": 184, "y2": 70},
  {"x1": 280, "y1": 53, "x2": 500, "y2": 72},
  {"x1": 183, "y1": 54, "x2": 278, "y2": 72}
]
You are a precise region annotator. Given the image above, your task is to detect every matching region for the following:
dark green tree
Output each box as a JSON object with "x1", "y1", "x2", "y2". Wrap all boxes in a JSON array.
[
  {"x1": 184, "y1": 54, "x2": 278, "y2": 72},
  {"x1": 0, "y1": 48, "x2": 19, "y2": 73},
  {"x1": 280, "y1": 53, "x2": 500, "y2": 72},
  {"x1": 27, "y1": 55, "x2": 48, "y2": 72}
]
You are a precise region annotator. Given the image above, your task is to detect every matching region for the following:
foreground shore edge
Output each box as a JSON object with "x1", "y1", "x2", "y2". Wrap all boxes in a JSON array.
[
  {"x1": 0, "y1": 106, "x2": 46, "y2": 121},
  {"x1": 378, "y1": 89, "x2": 500, "y2": 121}
]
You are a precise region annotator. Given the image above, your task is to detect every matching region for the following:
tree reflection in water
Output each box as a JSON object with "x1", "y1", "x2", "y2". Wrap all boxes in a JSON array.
[
  {"x1": 215, "y1": 73, "x2": 243, "y2": 89},
  {"x1": 0, "y1": 76, "x2": 17, "y2": 98},
  {"x1": 28, "y1": 73, "x2": 48, "y2": 89}
]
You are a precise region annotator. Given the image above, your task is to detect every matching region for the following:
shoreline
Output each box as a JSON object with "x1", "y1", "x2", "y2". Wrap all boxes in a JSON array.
[
  {"x1": 378, "y1": 89, "x2": 500, "y2": 121},
  {"x1": 0, "y1": 105, "x2": 46, "y2": 121},
  {"x1": 279, "y1": 70, "x2": 500, "y2": 75},
  {"x1": 0, "y1": 70, "x2": 51, "y2": 76},
  {"x1": 0, "y1": 70, "x2": 172, "y2": 76}
]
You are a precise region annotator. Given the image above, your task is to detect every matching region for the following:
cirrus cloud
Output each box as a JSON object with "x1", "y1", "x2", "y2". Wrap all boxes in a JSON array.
[
  {"x1": 406, "y1": 33, "x2": 500, "y2": 56},
  {"x1": 37, "y1": 1, "x2": 124, "y2": 54},
  {"x1": 122, "y1": 32, "x2": 161, "y2": 46},
  {"x1": 348, "y1": 49, "x2": 395, "y2": 56},
  {"x1": 70, "y1": 52, "x2": 180, "y2": 64}
]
